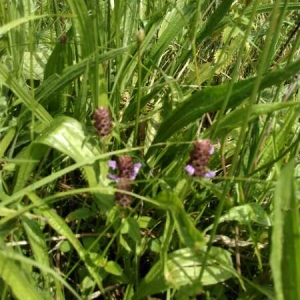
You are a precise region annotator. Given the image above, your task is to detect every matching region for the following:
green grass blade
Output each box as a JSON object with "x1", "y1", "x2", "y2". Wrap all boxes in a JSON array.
[
  {"x1": 148, "y1": 5, "x2": 193, "y2": 63},
  {"x1": 21, "y1": 215, "x2": 51, "y2": 288},
  {"x1": 0, "y1": 127, "x2": 16, "y2": 158},
  {"x1": 0, "y1": 14, "x2": 47, "y2": 35},
  {"x1": 197, "y1": 0, "x2": 235, "y2": 42},
  {"x1": 270, "y1": 160, "x2": 300, "y2": 300},
  {"x1": 12, "y1": 144, "x2": 48, "y2": 193},
  {"x1": 0, "y1": 249, "x2": 43, "y2": 300},
  {"x1": 0, "y1": 246, "x2": 81, "y2": 299},
  {"x1": 35, "y1": 47, "x2": 128, "y2": 103},
  {"x1": 147, "y1": 59, "x2": 300, "y2": 157},
  {"x1": 245, "y1": 3, "x2": 300, "y2": 15},
  {"x1": 0, "y1": 65, "x2": 52, "y2": 125},
  {"x1": 206, "y1": 102, "x2": 300, "y2": 138},
  {"x1": 157, "y1": 190, "x2": 206, "y2": 249},
  {"x1": 27, "y1": 192, "x2": 104, "y2": 293}
]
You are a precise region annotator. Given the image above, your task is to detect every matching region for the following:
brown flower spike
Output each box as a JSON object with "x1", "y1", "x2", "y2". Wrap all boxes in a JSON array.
[
  {"x1": 185, "y1": 139, "x2": 216, "y2": 178},
  {"x1": 93, "y1": 106, "x2": 112, "y2": 137}
]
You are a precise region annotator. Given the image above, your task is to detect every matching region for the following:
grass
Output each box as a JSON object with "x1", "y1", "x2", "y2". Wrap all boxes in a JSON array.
[{"x1": 0, "y1": 0, "x2": 300, "y2": 299}]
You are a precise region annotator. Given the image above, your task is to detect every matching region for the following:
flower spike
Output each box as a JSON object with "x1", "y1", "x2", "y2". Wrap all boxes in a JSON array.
[{"x1": 186, "y1": 139, "x2": 215, "y2": 178}]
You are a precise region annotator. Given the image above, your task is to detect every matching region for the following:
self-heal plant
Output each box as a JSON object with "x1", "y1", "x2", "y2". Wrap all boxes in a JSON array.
[
  {"x1": 185, "y1": 139, "x2": 216, "y2": 178},
  {"x1": 108, "y1": 155, "x2": 142, "y2": 206}
]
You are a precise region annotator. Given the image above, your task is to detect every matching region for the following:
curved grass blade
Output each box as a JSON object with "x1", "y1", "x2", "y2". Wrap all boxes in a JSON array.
[
  {"x1": 177, "y1": 0, "x2": 235, "y2": 66},
  {"x1": 245, "y1": 3, "x2": 300, "y2": 15}
]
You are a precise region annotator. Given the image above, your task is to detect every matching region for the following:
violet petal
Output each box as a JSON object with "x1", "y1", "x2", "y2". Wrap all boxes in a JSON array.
[
  {"x1": 108, "y1": 174, "x2": 119, "y2": 182},
  {"x1": 203, "y1": 170, "x2": 216, "y2": 178},
  {"x1": 185, "y1": 164, "x2": 195, "y2": 176},
  {"x1": 108, "y1": 160, "x2": 117, "y2": 169},
  {"x1": 130, "y1": 163, "x2": 142, "y2": 180}
]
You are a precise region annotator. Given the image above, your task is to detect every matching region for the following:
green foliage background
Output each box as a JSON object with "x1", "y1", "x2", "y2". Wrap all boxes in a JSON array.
[{"x1": 0, "y1": 0, "x2": 299, "y2": 299}]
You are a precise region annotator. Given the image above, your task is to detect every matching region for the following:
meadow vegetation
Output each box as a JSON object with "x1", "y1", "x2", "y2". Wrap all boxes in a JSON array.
[{"x1": 0, "y1": 0, "x2": 300, "y2": 299}]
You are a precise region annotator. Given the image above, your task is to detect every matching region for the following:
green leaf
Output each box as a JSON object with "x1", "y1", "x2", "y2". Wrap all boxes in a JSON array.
[
  {"x1": 0, "y1": 127, "x2": 16, "y2": 158},
  {"x1": 104, "y1": 261, "x2": 123, "y2": 276},
  {"x1": 157, "y1": 191, "x2": 206, "y2": 249},
  {"x1": 135, "y1": 247, "x2": 235, "y2": 299},
  {"x1": 66, "y1": 208, "x2": 93, "y2": 222},
  {"x1": 34, "y1": 116, "x2": 113, "y2": 211},
  {"x1": 245, "y1": 3, "x2": 300, "y2": 15},
  {"x1": 148, "y1": 5, "x2": 194, "y2": 63},
  {"x1": 270, "y1": 160, "x2": 300, "y2": 300},
  {"x1": 197, "y1": 0, "x2": 235, "y2": 42},
  {"x1": 59, "y1": 240, "x2": 72, "y2": 253},
  {"x1": 126, "y1": 217, "x2": 142, "y2": 243},
  {"x1": 206, "y1": 203, "x2": 271, "y2": 230},
  {"x1": 12, "y1": 144, "x2": 49, "y2": 193},
  {"x1": 0, "y1": 245, "x2": 80, "y2": 299}
]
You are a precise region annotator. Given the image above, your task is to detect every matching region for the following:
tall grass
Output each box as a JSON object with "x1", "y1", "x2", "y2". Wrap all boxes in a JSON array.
[{"x1": 0, "y1": 0, "x2": 299, "y2": 299}]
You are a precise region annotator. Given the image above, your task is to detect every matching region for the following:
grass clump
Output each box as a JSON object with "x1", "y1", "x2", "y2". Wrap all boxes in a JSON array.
[{"x1": 0, "y1": 1, "x2": 300, "y2": 299}]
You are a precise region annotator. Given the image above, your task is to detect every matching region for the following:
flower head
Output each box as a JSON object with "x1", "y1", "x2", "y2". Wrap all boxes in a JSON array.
[
  {"x1": 108, "y1": 156, "x2": 141, "y2": 182},
  {"x1": 186, "y1": 139, "x2": 215, "y2": 178},
  {"x1": 93, "y1": 106, "x2": 112, "y2": 137},
  {"x1": 108, "y1": 155, "x2": 141, "y2": 207}
]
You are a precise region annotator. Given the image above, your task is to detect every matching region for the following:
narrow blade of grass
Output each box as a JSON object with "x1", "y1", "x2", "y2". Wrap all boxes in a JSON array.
[{"x1": 270, "y1": 160, "x2": 300, "y2": 300}]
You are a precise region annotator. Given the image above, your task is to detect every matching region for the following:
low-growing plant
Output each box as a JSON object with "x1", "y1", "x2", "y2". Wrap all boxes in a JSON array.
[{"x1": 0, "y1": 0, "x2": 299, "y2": 299}]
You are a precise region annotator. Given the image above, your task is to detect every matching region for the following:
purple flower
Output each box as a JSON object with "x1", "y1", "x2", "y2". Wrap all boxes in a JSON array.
[
  {"x1": 132, "y1": 163, "x2": 142, "y2": 180},
  {"x1": 203, "y1": 170, "x2": 216, "y2": 178},
  {"x1": 107, "y1": 173, "x2": 119, "y2": 182},
  {"x1": 108, "y1": 156, "x2": 141, "y2": 182},
  {"x1": 185, "y1": 164, "x2": 195, "y2": 176},
  {"x1": 107, "y1": 156, "x2": 141, "y2": 207},
  {"x1": 108, "y1": 160, "x2": 117, "y2": 170},
  {"x1": 185, "y1": 139, "x2": 215, "y2": 178}
]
